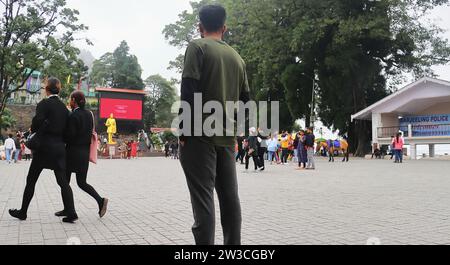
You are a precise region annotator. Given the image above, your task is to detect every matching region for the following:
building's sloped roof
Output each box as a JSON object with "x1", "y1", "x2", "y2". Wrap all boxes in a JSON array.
[
  {"x1": 351, "y1": 77, "x2": 450, "y2": 121},
  {"x1": 96, "y1": 87, "x2": 147, "y2": 95}
]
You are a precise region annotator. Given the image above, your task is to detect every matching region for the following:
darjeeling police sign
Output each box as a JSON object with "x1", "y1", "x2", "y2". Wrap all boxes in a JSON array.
[{"x1": 400, "y1": 114, "x2": 450, "y2": 137}]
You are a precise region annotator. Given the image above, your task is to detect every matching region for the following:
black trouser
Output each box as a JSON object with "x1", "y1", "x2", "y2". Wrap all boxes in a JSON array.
[
  {"x1": 66, "y1": 168, "x2": 103, "y2": 208},
  {"x1": 20, "y1": 160, "x2": 76, "y2": 216},
  {"x1": 180, "y1": 137, "x2": 242, "y2": 245},
  {"x1": 281, "y1": 148, "x2": 289, "y2": 163},
  {"x1": 245, "y1": 151, "x2": 260, "y2": 170},
  {"x1": 236, "y1": 149, "x2": 244, "y2": 164},
  {"x1": 258, "y1": 147, "x2": 267, "y2": 168},
  {"x1": 173, "y1": 149, "x2": 179, "y2": 159}
]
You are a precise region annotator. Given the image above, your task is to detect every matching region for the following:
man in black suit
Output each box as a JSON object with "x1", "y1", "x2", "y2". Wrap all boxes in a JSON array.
[{"x1": 9, "y1": 78, "x2": 78, "y2": 223}]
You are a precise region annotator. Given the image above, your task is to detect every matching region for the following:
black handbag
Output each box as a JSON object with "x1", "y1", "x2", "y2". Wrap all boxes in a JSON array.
[{"x1": 25, "y1": 120, "x2": 49, "y2": 151}]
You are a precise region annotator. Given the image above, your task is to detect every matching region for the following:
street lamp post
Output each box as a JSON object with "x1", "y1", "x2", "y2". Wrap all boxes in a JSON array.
[
  {"x1": 301, "y1": 73, "x2": 317, "y2": 128},
  {"x1": 310, "y1": 79, "x2": 316, "y2": 128}
]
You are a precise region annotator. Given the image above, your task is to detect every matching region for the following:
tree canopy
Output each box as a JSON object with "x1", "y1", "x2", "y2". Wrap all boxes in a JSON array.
[
  {"x1": 164, "y1": 0, "x2": 450, "y2": 155},
  {"x1": 0, "y1": 107, "x2": 15, "y2": 133},
  {"x1": 144, "y1": 74, "x2": 178, "y2": 129},
  {"x1": 45, "y1": 50, "x2": 89, "y2": 100},
  {"x1": 90, "y1": 41, "x2": 144, "y2": 90},
  {"x1": 0, "y1": 0, "x2": 89, "y2": 117}
]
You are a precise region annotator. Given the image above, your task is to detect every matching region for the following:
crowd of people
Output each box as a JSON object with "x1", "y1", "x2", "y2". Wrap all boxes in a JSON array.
[
  {"x1": 371, "y1": 132, "x2": 405, "y2": 163},
  {"x1": 2, "y1": 130, "x2": 153, "y2": 163},
  {"x1": 118, "y1": 139, "x2": 139, "y2": 159},
  {"x1": 0, "y1": 130, "x2": 33, "y2": 163},
  {"x1": 97, "y1": 129, "x2": 151, "y2": 160},
  {"x1": 236, "y1": 127, "x2": 317, "y2": 172}
]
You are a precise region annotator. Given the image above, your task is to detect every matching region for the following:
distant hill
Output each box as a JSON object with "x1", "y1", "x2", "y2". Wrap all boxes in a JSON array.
[{"x1": 78, "y1": 49, "x2": 96, "y2": 73}]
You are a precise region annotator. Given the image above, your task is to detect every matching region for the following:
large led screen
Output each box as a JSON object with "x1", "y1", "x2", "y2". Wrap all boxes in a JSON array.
[{"x1": 100, "y1": 98, "x2": 143, "y2": 120}]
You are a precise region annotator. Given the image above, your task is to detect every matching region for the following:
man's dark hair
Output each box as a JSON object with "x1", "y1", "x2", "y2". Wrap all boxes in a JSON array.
[
  {"x1": 8, "y1": 134, "x2": 13, "y2": 138},
  {"x1": 46, "y1": 77, "x2": 61, "y2": 95},
  {"x1": 199, "y1": 4, "x2": 227, "y2": 32}
]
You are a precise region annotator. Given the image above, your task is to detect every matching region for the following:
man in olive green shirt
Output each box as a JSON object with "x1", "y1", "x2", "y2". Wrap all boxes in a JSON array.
[{"x1": 179, "y1": 4, "x2": 250, "y2": 245}]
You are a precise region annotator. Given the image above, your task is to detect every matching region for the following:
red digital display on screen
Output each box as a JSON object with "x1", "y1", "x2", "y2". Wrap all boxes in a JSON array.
[{"x1": 100, "y1": 98, "x2": 142, "y2": 120}]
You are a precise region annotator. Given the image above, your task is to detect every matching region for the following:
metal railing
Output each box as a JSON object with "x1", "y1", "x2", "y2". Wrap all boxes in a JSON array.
[{"x1": 377, "y1": 126, "x2": 409, "y2": 138}]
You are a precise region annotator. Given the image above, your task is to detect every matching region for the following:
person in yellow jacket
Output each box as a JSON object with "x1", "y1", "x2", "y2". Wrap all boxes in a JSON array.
[{"x1": 280, "y1": 132, "x2": 290, "y2": 164}]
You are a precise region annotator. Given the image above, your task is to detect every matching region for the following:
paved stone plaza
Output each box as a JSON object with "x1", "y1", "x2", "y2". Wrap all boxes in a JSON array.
[{"x1": 0, "y1": 157, "x2": 449, "y2": 245}]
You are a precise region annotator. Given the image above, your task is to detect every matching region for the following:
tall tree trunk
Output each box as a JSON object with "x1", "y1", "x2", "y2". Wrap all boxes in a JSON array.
[
  {"x1": 354, "y1": 120, "x2": 371, "y2": 157},
  {"x1": 0, "y1": 93, "x2": 5, "y2": 118},
  {"x1": 351, "y1": 77, "x2": 371, "y2": 157},
  {"x1": 305, "y1": 114, "x2": 311, "y2": 128}
]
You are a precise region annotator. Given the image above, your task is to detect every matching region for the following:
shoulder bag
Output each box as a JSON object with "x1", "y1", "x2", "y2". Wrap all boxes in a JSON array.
[{"x1": 89, "y1": 111, "x2": 98, "y2": 164}]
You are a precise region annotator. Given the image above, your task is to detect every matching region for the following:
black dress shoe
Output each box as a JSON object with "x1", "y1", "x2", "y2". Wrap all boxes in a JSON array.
[
  {"x1": 99, "y1": 198, "x2": 109, "y2": 218},
  {"x1": 9, "y1": 209, "x2": 27, "y2": 221},
  {"x1": 62, "y1": 214, "x2": 78, "y2": 223},
  {"x1": 55, "y1": 210, "x2": 68, "y2": 217}
]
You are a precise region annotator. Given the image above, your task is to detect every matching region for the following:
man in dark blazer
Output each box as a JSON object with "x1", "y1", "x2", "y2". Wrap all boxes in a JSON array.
[{"x1": 9, "y1": 78, "x2": 78, "y2": 223}]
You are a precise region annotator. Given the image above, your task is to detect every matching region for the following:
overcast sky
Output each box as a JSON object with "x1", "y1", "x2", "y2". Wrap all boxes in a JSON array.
[
  {"x1": 66, "y1": 0, "x2": 450, "y2": 84},
  {"x1": 66, "y1": 0, "x2": 191, "y2": 81}
]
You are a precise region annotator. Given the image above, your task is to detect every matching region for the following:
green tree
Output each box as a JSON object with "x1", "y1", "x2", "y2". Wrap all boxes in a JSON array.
[
  {"x1": 44, "y1": 52, "x2": 89, "y2": 100},
  {"x1": 223, "y1": 0, "x2": 300, "y2": 131},
  {"x1": 281, "y1": 64, "x2": 314, "y2": 127},
  {"x1": 144, "y1": 75, "x2": 178, "y2": 129},
  {"x1": 289, "y1": 0, "x2": 450, "y2": 155},
  {"x1": 162, "y1": 0, "x2": 210, "y2": 69},
  {"x1": 112, "y1": 41, "x2": 144, "y2": 89},
  {"x1": 161, "y1": 130, "x2": 177, "y2": 143},
  {"x1": 90, "y1": 53, "x2": 114, "y2": 87},
  {"x1": 0, "y1": 0, "x2": 89, "y2": 118},
  {"x1": 0, "y1": 107, "x2": 16, "y2": 133},
  {"x1": 165, "y1": 0, "x2": 450, "y2": 155},
  {"x1": 150, "y1": 133, "x2": 163, "y2": 150},
  {"x1": 90, "y1": 41, "x2": 144, "y2": 90},
  {"x1": 163, "y1": 0, "x2": 301, "y2": 131}
]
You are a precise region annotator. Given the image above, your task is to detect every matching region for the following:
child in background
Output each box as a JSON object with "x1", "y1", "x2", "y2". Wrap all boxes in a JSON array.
[{"x1": 131, "y1": 140, "x2": 138, "y2": 159}]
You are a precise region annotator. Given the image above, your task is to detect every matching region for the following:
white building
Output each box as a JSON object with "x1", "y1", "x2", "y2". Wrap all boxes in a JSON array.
[{"x1": 351, "y1": 77, "x2": 450, "y2": 160}]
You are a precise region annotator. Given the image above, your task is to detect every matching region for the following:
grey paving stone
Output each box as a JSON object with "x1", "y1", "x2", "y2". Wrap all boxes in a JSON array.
[{"x1": 1, "y1": 157, "x2": 450, "y2": 245}]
